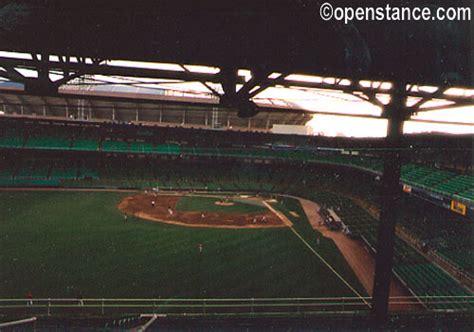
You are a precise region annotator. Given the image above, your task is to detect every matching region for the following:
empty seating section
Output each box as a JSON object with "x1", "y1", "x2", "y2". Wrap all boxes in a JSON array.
[
  {"x1": 1, "y1": 126, "x2": 472, "y2": 207},
  {"x1": 102, "y1": 140, "x2": 129, "y2": 152},
  {"x1": 435, "y1": 176, "x2": 473, "y2": 196},
  {"x1": 345, "y1": 156, "x2": 383, "y2": 173},
  {"x1": 50, "y1": 165, "x2": 77, "y2": 180},
  {"x1": 0, "y1": 131, "x2": 23, "y2": 148},
  {"x1": 88, "y1": 161, "x2": 285, "y2": 192},
  {"x1": 0, "y1": 127, "x2": 471, "y2": 201},
  {"x1": 457, "y1": 188, "x2": 474, "y2": 201},
  {"x1": 0, "y1": 165, "x2": 13, "y2": 179},
  {"x1": 441, "y1": 247, "x2": 473, "y2": 274},
  {"x1": 18, "y1": 133, "x2": 474, "y2": 204},
  {"x1": 399, "y1": 166, "x2": 472, "y2": 199},
  {"x1": 16, "y1": 164, "x2": 50, "y2": 179},
  {"x1": 401, "y1": 165, "x2": 464, "y2": 192},
  {"x1": 399, "y1": 203, "x2": 473, "y2": 276},
  {"x1": 0, "y1": 178, "x2": 60, "y2": 187},
  {"x1": 129, "y1": 142, "x2": 154, "y2": 154},
  {"x1": 0, "y1": 158, "x2": 98, "y2": 185},
  {"x1": 24, "y1": 136, "x2": 71, "y2": 150},
  {"x1": 423, "y1": 170, "x2": 457, "y2": 187},
  {"x1": 308, "y1": 191, "x2": 472, "y2": 310},
  {"x1": 0, "y1": 128, "x2": 388, "y2": 173},
  {"x1": 394, "y1": 262, "x2": 471, "y2": 310},
  {"x1": 154, "y1": 144, "x2": 181, "y2": 155},
  {"x1": 402, "y1": 166, "x2": 435, "y2": 185},
  {"x1": 72, "y1": 138, "x2": 98, "y2": 151},
  {"x1": 3, "y1": 161, "x2": 61, "y2": 186},
  {"x1": 78, "y1": 166, "x2": 99, "y2": 180},
  {"x1": 185, "y1": 147, "x2": 214, "y2": 156}
]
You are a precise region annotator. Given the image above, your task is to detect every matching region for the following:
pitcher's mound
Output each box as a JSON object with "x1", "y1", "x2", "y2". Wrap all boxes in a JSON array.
[{"x1": 215, "y1": 201, "x2": 235, "y2": 206}]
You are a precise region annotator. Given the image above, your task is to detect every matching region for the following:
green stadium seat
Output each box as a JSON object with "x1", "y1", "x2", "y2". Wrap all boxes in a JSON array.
[
  {"x1": 129, "y1": 141, "x2": 154, "y2": 154},
  {"x1": 72, "y1": 138, "x2": 99, "y2": 151},
  {"x1": 102, "y1": 140, "x2": 129, "y2": 153},
  {"x1": 24, "y1": 136, "x2": 71, "y2": 150},
  {"x1": 0, "y1": 178, "x2": 60, "y2": 187},
  {"x1": 0, "y1": 134, "x2": 24, "y2": 148},
  {"x1": 50, "y1": 166, "x2": 77, "y2": 180},
  {"x1": 435, "y1": 175, "x2": 473, "y2": 196},
  {"x1": 154, "y1": 144, "x2": 181, "y2": 155},
  {"x1": 456, "y1": 189, "x2": 474, "y2": 201},
  {"x1": 15, "y1": 165, "x2": 50, "y2": 179}
]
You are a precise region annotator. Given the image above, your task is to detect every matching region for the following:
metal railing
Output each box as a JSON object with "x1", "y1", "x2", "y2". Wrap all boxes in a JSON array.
[{"x1": 0, "y1": 296, "x2": 472, "y2": 317}]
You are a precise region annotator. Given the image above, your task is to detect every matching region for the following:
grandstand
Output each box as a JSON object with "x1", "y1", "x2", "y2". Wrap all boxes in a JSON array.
[{"x1": 1, "y1": 118, "x2": 472, "y2": 210}]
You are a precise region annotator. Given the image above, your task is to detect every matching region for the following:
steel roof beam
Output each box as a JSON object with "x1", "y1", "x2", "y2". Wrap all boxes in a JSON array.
[{"x1": 1, "y1": 56, "x2": 472, "y2": 107}]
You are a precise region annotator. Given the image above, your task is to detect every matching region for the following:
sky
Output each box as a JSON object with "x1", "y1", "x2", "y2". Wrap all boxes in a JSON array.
[{"x1": 0, "y1": 52, "x2": 473, "y2": 137}]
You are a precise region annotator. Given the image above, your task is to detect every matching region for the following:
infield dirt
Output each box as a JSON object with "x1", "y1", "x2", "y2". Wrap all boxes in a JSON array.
[{"x1": 118, "y1": 193, "x2": 286, "y2": 229}]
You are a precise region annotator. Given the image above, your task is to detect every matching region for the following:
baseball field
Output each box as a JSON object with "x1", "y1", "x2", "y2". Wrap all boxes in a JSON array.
[{"x1": 0, "y1": 190, "x2": 366, "y2": 301}]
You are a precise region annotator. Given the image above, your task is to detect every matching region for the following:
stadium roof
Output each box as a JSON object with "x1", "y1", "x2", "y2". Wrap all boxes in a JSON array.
[
  {"x1": 0, "y1": 0, "x2": 472, "y2": 135},
  {"x1": 0, "y1": 86, "x2": 313, "y2": 131},
  {"x1": 0, "y1": 0, "x2": 472, "y2": 86}
]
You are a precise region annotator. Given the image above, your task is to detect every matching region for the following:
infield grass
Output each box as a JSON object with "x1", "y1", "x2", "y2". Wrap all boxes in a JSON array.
[
  {"x1": 0, "y1": 191, "x2": 365, "y2": 299},
  {"x1": 176, "y1": 196, "x2": 266, "y2": 214}
]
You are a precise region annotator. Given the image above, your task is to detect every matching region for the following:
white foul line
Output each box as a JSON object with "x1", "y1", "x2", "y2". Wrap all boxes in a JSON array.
[{"x1": 264, "y1": 201, "x2": 370, "y2": 307}]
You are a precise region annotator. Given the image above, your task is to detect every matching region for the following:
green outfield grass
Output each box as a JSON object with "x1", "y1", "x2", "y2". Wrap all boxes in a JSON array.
[
  {"x1": 176, "y1": 196, "x2": 266, "y2": 214},
  {"x1": 271, "y1": 196, "x2": 359, "y2": 280},
  {"x1": 0, "y1": 191, "x2": 365, "y2": 299}
]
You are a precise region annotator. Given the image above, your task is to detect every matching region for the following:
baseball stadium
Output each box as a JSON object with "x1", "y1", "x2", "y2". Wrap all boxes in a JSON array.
[{"x1": 0, "y1": 1, "x2": 473, "y2": 330}]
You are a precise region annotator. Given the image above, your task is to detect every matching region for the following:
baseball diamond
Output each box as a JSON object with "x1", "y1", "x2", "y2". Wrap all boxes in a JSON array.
[{"x1": 118, "y1": 193, "x2": 286, "y2": 228}]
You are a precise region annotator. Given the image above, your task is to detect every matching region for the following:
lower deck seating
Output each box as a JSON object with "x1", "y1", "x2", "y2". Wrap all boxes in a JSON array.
[
  {"x1": 0, "y1": 128, "x2": 472, "y2": 206},
  {"x1": 399, "y1": 199, "x2": 473, "y2": 276},
  {"x1": 72, "y1": 138, "x2": 98, "y2": 151},
  {"x1": 0, "y1": 134, "x2": 24, "y2": 148},
  {"x1": 15, "y1": 164, "x2": 50, "y2": 179},
  {"x1": 50, "y1": 165, "x2": 78, "y2": 180},
  {"x1": 102, "y1": 140, "x2": 129, "y2": 152},
  {"x1": 129, "y1": 142, "x2": 154, "y2": 154},
  {"x1": 305, "y1": 191, "x2": 473, "y2": 310},
  {"x1": 0, "y1": 178, "x2": 60, "y2": 186},
  {"x1": 24, "y1": 136, "x2": 71, "y2": 150}
]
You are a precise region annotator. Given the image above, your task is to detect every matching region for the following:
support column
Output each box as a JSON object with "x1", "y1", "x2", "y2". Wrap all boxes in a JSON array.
[{"x1": 371, "y1": 82, "x2": 406, "y2": 324}]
